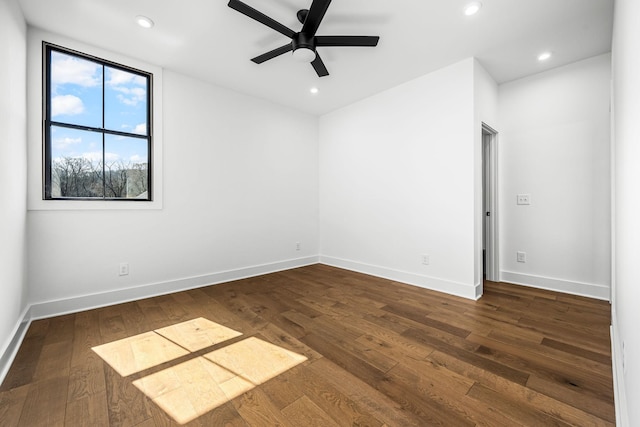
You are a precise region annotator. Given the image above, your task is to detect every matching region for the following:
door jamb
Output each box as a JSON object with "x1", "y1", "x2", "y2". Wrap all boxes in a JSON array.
[{"x1": 482, "y1": 123, "x2": 499, "y2": 282}]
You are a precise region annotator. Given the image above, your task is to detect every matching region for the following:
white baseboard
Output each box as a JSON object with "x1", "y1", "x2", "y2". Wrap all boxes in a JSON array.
[
  {"x1": 0, "y1": 306, "x2": 32, "y2": 386},
  {"x1": 500, "y1": 271, "x2": 610, "y2": 301},
  {"x1": 29, "y1": 256, "x2": 320, "y2": 320},
  {"x1": 611, "y1": 312, "x2": 629, "y2": 427},
  {"x1": 320, "y1": 256, "x2": 479, "y2": 300},
  {"x1": 0, "y1": 256, "x2": 319, "y2": 385}
]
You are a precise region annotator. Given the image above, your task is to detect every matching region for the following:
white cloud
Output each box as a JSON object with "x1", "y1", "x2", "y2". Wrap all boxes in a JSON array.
[
  {"x1": 107, "y1": 69, "x2": 146, "y2": 87},
  {"x1": 51, "y1": 52, "x2": 101, "y2": 88},
  {"x1": 107, "y1": 68, "x2": 147, "y2": 106},
  {"x1": 105, "y1": 152, "x2": 120, "y2": 162},
  {"x1": 81, "y1": 151, "x2": 103, "y2": 163},
  {"x1": 53, "y1": 136, "x2": 81, "y2": 150},
  {"x1": 51, "y1": 95, "x2": 84, "y2": 116},
  {"x1": 133, "y1": 123, "x2": 147, "y2": 135},
  {"x1": 81, "y1": 151, "x2": 120, "y2": 164},
  {"x1": 130, "y1": 154, "x2": 144, "y2": 162},
  {"x1": 115, "y1": 87, "x2": 147, "y2": 106}
]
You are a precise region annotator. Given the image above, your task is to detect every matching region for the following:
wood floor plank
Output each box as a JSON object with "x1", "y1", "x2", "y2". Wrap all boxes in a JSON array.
[
  {"x1": 0, "y1": 333, "x2": 46, "y2": 391},
  {"x1": 191, "y1": 402, "x2": 249, "y2": 427},
  {"x1": 0, "y1": 384, "x2": 29, "y2": 426},
  {"x1": 17, "y1": 376, "x2": 68, "y2": 426},
  {"x1": 382, "y1": 302, "x2": 471, "y2": 338},
  {"x1": 0, "y1": 266, "x2": 615, "y2": 426},
  {"x1": 375, "y1": 368, "x2": 476, "y2": 426},
  {"x1": 255, "y1": 322, "x2": 322, "y2": 362},
  {"x1": 527, "y1": 374, "x2": 616, "y2": 423},
  {"x1": 256, "y1": 365, "x2": 309, "y2": 411},
  {"x1": 401, "y1": 328, "x2": 531, "y2": 386},
  {"x1": 71, "y1": 310, "x2": 103, "y2": 366},
  {"x1": 467, "y1": 382, "x2": 574, "y2": 427},
  {"x1": 104, "y1": 363, "x2": 153, "y2": 426},
  {"x1": 467, "y1": 333, "x2": 614, "y2": 399},
  {"x1": 306, "y1": 357, "x2": 426, "y2": 427},
  {"x1": 428, "y1": 349, "x2": 614, "y2": 427},
  {"x1": 487, "y1": 329, "x2": 612, "y2": 378},
  {"x1": 42, "y1": 313, "x2": 76, "y2": 345},
  {"x1": 33, "y1": 340, "x2": 73, "y2": 382},
  {"x1": 299, "y1": 332, "x2": 387, "y2": 385},
  {"x1": 98, "y1": 306, "x2": 130, "y2": 342},
  {"x1": 281, "y1": 395, "x2": 341, "y2": 427},
  {"x1": 541, "y1": 337, "x2": 613, "y2": 365},
  {"x1": 67, "y1": 358, "x2": 107, "y2": 403},
  {"x1": 282, "y1": 359, "x2": 385, "y2": 427},
  {"x1": 65, "y1": 391, "x2": 110, "y2": 426},
  {"x1": 231, "y1": 388, "x2": 292, "y2": 426}
]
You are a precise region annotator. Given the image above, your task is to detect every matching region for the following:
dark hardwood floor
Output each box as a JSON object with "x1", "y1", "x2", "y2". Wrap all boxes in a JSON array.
[{"x1": 0, "y1": 264, "x2": 614, "y2": 426}]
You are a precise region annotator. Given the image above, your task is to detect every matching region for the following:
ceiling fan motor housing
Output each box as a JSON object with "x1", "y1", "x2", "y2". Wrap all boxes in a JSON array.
[{"x1": 292, "y1": 32, "x2": 315, "y2": 52}]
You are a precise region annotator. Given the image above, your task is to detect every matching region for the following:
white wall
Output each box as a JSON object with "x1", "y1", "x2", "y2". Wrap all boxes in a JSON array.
[
  {"x1": 26, "y1": 31, "x2": 319, "y2": 316},
  {"x1": 612, "y1": 0, "x2": 640, "y2": 424},
  {"x1": 319, "y1": 58, "x2": 479, "y2": 299},
  {"x1": 473, "y1": 59, "x2": 498, "y2": 288},
  {"x1": 0, "y1": 0, "x2": 29, "y2": 378},
  {"x1": 498, "y1": 54, "x2": 611, "y2": 299}
]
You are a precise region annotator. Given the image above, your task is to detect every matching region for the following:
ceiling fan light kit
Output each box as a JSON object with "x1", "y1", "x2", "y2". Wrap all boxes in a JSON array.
[
  {"x1": 228, "y1": 0, "x2": 379, "y2": 77},
  {"x1": 293, "y1": 48, "x2": 316, "y2": 63},
  {"x1": 292, "y1": 32, "x2": 316, "y2": 62}
]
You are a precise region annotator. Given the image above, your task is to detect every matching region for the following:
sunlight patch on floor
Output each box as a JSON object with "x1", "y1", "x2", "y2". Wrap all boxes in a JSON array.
[
  {"x1": 204, "y1": 337, "x2": 308, "y2": 385},
  {"x1": 92, "y1": 317, "x2": 307, "y2": 424},
  {"x1": 92, "y1": 331, "x2": 190, "y2": 377},
  {"x1": 156, "y1": 317, "x2": 243, "y2": 352}
]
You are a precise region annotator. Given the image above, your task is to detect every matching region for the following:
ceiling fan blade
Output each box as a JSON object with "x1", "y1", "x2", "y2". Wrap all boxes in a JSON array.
[
  {"x1": 311, "y1": 53, "x2": 329, "y2": 77},
  {"x1": 251, "y1": 44, "x2": 293, "y2": 64},
  {"x1": 315, "y1": 36, "x2": 380, "y2": 47},
  {"x1": 301, "y1": 0, "x2": 332, "y2": 35},
  {"x1": 228, "y1": 0, "x2": 296, "y2": 39}
]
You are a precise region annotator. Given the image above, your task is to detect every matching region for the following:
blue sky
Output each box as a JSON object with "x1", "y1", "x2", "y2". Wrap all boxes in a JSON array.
[{"x1": 50, "y1": 50, "x2": 148, "y2": 167}]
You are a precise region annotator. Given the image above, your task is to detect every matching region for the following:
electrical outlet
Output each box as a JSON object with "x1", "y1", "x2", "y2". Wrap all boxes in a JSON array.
[
  {"x1": 421, "y1": 254, "x2": 430, "y2": 265},
  {"x1": 296, "y1": 242, "x2": 301, "y2": 251},
  {"x1": 119, "y1": 262, "x2": 129, "y2": 276},
  {"x1": 517, "y1": 194, "x2": 531, "y2": 205},
  {"x1": 516, "y1": 251, "x2": 526, "y2": 263}
]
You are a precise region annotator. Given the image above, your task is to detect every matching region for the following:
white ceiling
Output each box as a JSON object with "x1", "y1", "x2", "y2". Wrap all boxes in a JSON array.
[{"x1": 18, "y1": 0, "x2": 614, "y2": 116}]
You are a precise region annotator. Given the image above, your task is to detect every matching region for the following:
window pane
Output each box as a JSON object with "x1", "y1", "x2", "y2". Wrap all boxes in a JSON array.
[
  {"x1": 104, "y1": 67, "x2": 148, "y2": 135},
  {"x1": 49, "y1": 51, "x2": 103, "y2": 128},
  {"x1": 50, "y1": 126, "x2": 104, "y2": 198},
  {"x1": 104, "y1": 134, "x2": 149, "y2": 199}
]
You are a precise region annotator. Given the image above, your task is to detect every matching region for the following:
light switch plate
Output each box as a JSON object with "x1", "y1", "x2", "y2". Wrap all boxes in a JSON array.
[{"x1": 517, "y1": 194, "x2": 531, "y2": 205}]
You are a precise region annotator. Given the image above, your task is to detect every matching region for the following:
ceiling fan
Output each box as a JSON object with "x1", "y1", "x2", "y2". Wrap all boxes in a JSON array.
[{"x1": 228, "y1": 0, "x2": 380, "y2": 77}]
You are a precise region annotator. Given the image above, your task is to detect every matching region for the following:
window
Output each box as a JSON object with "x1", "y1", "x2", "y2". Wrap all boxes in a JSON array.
[{"x1": 43, "y1": 43, "x2": 152, "y2": 200}]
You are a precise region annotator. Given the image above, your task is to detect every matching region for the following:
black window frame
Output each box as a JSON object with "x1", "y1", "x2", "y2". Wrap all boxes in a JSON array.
[{"x1": 43, "y1": 42, "x2": 153, "y2": 201}]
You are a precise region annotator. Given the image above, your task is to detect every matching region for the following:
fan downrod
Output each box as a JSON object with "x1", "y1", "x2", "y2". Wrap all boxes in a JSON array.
[{"x1": 296, "y1": 9, "x2": 309, "y2": 25}]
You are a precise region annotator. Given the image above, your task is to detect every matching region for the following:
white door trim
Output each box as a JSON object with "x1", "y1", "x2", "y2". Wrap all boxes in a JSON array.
[{"x1": 482, "y1": 123, "x2": 499, "y2": 282}]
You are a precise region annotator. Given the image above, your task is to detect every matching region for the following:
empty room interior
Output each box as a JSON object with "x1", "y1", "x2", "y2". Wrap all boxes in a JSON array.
[{"x1": 1, "y1": 0, "x2": 639, "y2": 425}]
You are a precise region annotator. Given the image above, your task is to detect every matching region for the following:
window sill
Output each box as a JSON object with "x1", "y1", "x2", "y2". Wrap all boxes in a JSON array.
[{"x1": 28, "y1": 198, "x2": 163, "y2": 211}]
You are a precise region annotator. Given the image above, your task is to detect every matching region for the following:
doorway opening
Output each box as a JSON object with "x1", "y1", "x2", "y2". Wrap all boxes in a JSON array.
[{"x1": 482, "y1": 123, "x2": 499, "y2": 282}]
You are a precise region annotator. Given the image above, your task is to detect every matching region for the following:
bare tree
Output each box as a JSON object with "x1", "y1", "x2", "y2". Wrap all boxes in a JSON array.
[
  {"x1": 52, "y1": 157, "x2": 102, "y2": 197},
  {"x1": 52, "y1": 157, "x2": 148, "y2": 198},
  {"x1": 104, "y1": 160, "x2": 128, "y2": 197}
]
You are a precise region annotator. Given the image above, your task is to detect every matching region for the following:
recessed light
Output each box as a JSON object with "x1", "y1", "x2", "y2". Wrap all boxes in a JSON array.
[
  {"x1": 464, "y1": 1, "x2": 483, "y2": 16},
  {"x1": 310, "y1": 87, "x2": 319, "y2": 94},
  {"x1": 537, "y1": 51, "x2": 552, "y2": 61},
  {"x1": 135, "y1": 15, "x2": 154, "y2": 29}
]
